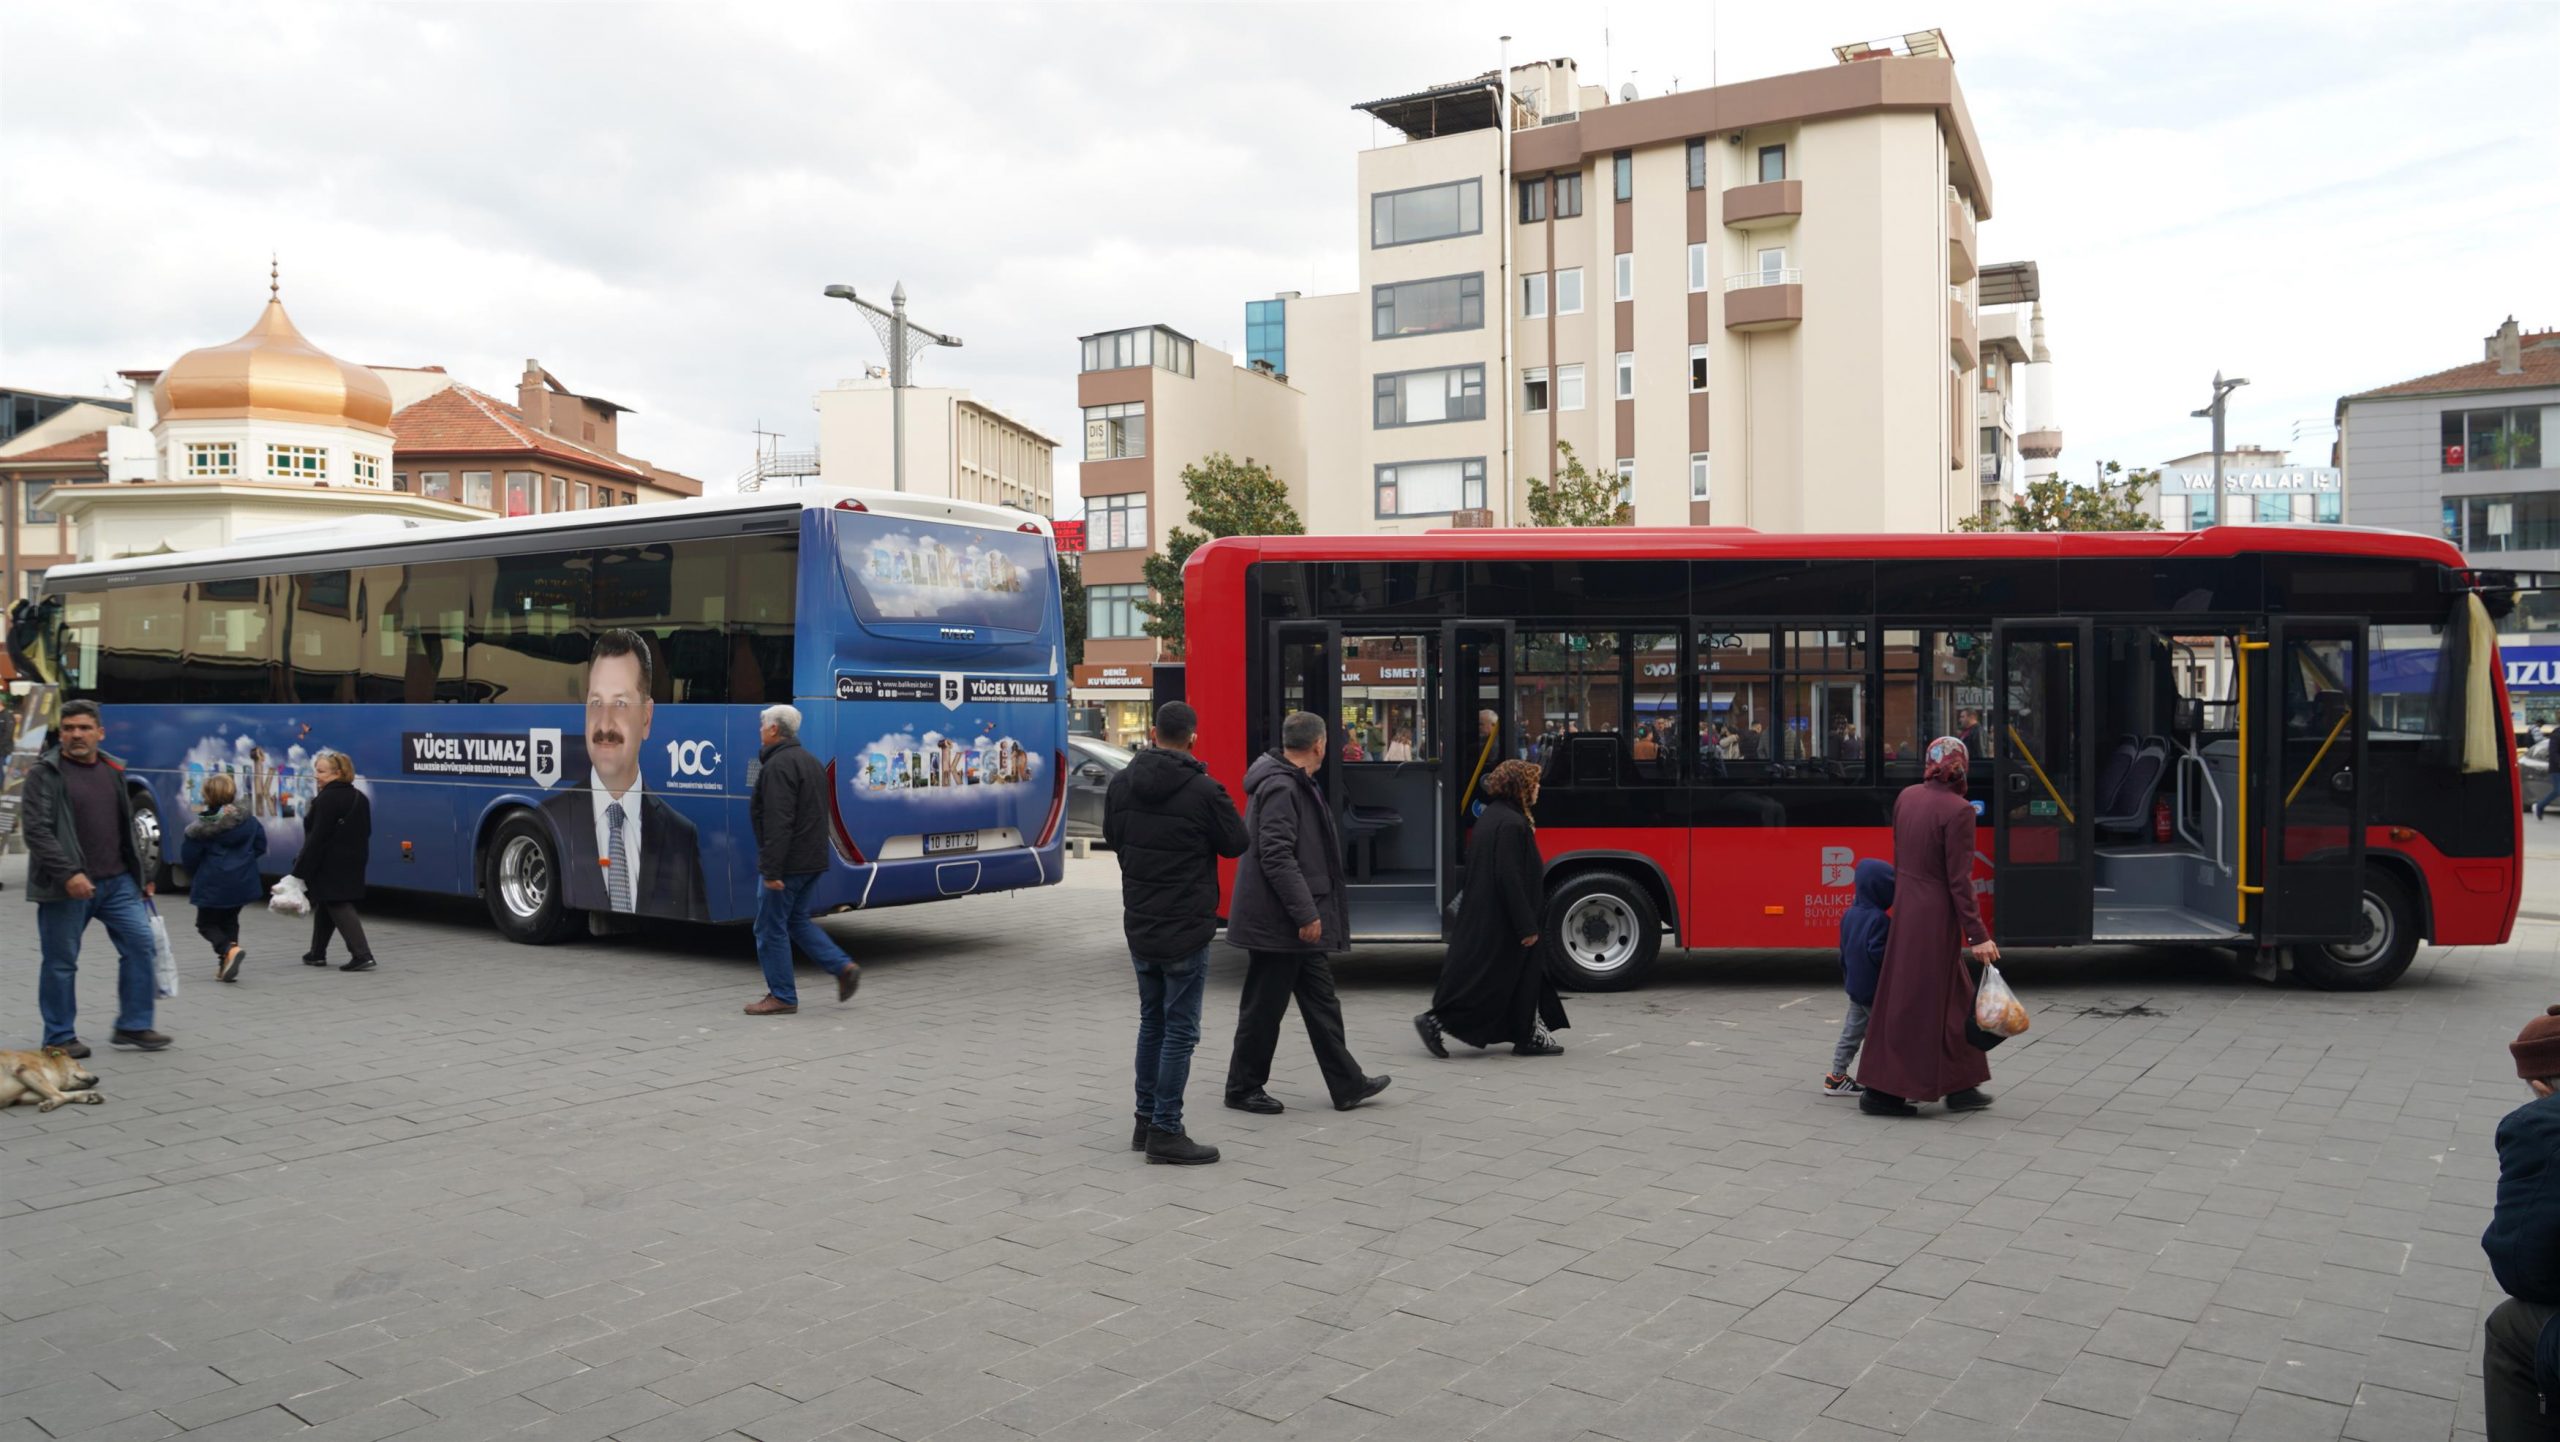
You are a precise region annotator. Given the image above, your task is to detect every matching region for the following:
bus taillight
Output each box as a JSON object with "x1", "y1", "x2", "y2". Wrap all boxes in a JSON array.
[
  {"x1": 822, "y1": 760, "x2": 869, "y2": 866},
  {"x1": 1036, "y1": 749, "x2": 1067, "y2": 848},
  {"x1": 834, "y1": 498, "x2": 869, "y2": 512}
]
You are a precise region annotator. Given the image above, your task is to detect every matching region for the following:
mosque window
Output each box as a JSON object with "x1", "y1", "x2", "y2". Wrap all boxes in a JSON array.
[
  {"x1": 352, "y1": 453, "x2": 383, "y2": 487},
  {"x1": 268, "y1": 444, "x2": 327, "y2": 480},
  {"x1": 185, "y1": 442, "x2": 238, "y2": 478}
]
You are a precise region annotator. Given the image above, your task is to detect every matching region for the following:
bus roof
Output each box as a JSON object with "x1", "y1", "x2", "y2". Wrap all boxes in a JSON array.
[{"x1": 45, "y1": 485, "x2": 1052, "y2": 586}]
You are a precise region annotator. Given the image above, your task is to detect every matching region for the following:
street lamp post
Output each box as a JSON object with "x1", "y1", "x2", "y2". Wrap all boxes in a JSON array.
[
  {"x1": 822, "y1": 282, "x2": 962, "y2": 493},
  {"x1": 2190, "y1": 371, "x2": 2249, "y2": 525}
]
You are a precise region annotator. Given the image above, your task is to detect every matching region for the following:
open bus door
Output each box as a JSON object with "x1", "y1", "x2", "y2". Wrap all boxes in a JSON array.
[
  {"x1": 1439, "y1": 621, "x2": 1513, "y2": 937},
  {"x1": 1992, "y1": 619, "x2": 2096, "y2": 945},
  {"x1": 2253, "y1": 618, "x2": 2368, "y2": 943}
]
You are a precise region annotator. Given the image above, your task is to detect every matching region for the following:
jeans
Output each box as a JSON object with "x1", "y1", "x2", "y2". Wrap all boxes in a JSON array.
[
  {"x1": 2486, "y1": 1297, "x2": 2560, "y2": 1442},
  {"x1": 36, "y1": 873, "x2": 159, "y2": 1045},
  {"x1": 755, "y1": 873, "x2": 852, "y2": 1005},
  {"x1": 1132, "y1": 946, "x2": 1209, "y2": 1133},
  {"x1": 1831, "y1": 1000, "x2": 1873, "y2": 1075}
]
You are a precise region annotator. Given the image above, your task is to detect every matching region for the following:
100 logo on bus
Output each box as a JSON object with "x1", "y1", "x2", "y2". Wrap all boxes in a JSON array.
[{"x1": 665, "y1": 739, "x2": 722, "y2": 777}]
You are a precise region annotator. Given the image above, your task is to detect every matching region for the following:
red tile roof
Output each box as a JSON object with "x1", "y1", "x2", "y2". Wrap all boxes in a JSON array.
[
  {"x1": 1, "y1": 430, "x2": 108, "y2": 464},
  {"x1": 391, "y1": 383, "x2": 647, "y2": 478},
  {"x1": 2348, "y1": 330, "x2": 2560, "y2": 400}
]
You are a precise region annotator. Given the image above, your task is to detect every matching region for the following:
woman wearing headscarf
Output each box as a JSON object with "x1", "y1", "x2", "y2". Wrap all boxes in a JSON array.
[
  {"x1": 1856, "y1": 736, "x2": 1999, "y2": 1116},
  {"x1": 1415, "y1": 760, "x2": 1569, "y2": 1058}
]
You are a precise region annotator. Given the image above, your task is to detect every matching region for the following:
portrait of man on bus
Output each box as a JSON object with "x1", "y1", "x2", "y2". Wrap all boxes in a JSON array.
[{"x1": 540, "y1": 628, "x2": 711, "y2": 921}]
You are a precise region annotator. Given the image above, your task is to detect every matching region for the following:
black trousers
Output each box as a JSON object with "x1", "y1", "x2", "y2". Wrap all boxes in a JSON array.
[
  {"x1": 2487, "y1": 1297, "x2": 2559, "y2": 1442},
  {"x1": 193, "y1": 906, "x2": 242, "y2": 957},
  {"x1": 1224, "y1": 949, "x2": 1365, "y2": 1106},
  {"x1": 305, "y1": 903, "x2": 373, "y2": 963}
]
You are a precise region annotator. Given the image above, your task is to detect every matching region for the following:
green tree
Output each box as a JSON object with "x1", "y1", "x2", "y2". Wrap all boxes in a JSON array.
[
  {"x1": 1057, "y1": 554, "x2": 1086, "y2": 668},
  {"x1": 1960, "y1": 460, "x2": 2164, "y2": 533},
  {"x1": 1524, "y1": 441, "x2": 1633, "y2": 527},
  {"x1": 1136, "y1": 452, "x2": 1304, "y2": 659}
]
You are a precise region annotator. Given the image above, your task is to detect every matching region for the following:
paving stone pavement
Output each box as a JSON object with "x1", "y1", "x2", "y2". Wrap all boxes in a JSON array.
[{"x1": 4, "y1": 844, "x2": 2555, "y2": 1442}]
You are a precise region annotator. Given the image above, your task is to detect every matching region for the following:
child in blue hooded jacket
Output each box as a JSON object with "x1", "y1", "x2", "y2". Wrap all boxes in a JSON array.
[
  {"x1": 1824, "y1": 859, "x2": 1894, "y2": 1098},
  {"x1": 180, "y1": 774, "x2": 267, "y2": 983}
]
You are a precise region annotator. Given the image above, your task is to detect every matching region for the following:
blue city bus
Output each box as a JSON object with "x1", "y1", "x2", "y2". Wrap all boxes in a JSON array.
[{"x1": 32, "y1": 488, "x2": 1068, "y2": 942}]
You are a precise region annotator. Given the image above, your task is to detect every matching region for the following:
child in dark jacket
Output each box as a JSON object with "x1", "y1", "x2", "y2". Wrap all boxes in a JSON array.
[
  {"x1": 1823, "y1": 859, "x2": 1895, "y2": 1098},
  {"x1": 179, "y1": 774, "x2": 267, "y2": 983}
]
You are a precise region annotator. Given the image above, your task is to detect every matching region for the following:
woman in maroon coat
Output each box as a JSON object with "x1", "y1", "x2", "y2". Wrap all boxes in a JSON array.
[{"x1": 1856, "y1": 736, "x2": 2000, "y2": 1116}]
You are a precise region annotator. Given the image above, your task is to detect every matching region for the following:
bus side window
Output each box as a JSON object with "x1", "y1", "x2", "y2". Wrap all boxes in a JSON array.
[
  {"x1": 1514, "y1": 630, "x2": 1621, "y2": 786},
  {"x1": 1627, "y1": 631, "x2": 1680, "y2": 783},
  {"x1": 1881, "y1": 629, "x2": 1925, "y2": 780},
  {"x1": 467, "y1": 553, "x2": 588, "y2": 705},
  {"x1": 289, "y1": 570, "x2": 360, "y2": 705},
  {"x1": 183, "y1": 578, "x2": 276, "y2": 704},
  {"x1": 1778, "y1": 628, "x2": 1870, "y2": 783},
  {"x1": 104, "y1": 582, "x2": 186, "y2": 704},
  {"x1": 728, "y1": 534, "x2": 797, "y2": 704},
  {"x1": 1696, "y1": 629, "x2": 1774, "y2": 783}
]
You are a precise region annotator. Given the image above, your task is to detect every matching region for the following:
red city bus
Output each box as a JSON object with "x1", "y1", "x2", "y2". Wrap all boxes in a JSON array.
[{"x1": 1182, "y1": 526, "x2": 2528, "y2": 992}]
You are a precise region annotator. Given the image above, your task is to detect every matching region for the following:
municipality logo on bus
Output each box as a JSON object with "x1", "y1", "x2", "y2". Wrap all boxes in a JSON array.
[
  {"x1": 1819, "y1": 846, "x2": 1856, "y2": 887},
  {"x1": 402, "y1": 727, "x2": 564, "y2": 786}
]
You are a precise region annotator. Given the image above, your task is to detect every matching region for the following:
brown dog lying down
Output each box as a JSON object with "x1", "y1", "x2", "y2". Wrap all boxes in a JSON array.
[{"x1": 1, "y1": 1049, "x2": 103, "y2": 1112}]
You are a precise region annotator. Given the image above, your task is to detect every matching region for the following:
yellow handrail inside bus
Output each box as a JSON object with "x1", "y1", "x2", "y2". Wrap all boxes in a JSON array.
[
  {"x1": 1461, "y1": 731, "x2": 1496, "y2": 813},
  {"x1": 2284, "y1": 712, "x2": 2351, "y2": 808},
  {"x1": 2238, "y1": 640, "x2": 2268, "y2": 923},
  {"x1": 2004, "y1": 725, "x2": 2075, "y2": 825}
]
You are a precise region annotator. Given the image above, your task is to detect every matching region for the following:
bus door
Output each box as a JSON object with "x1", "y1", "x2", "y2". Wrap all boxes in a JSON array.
[
  {"x1": 2255, "y1": 618, "x2": 2367, "y2": 942},
  {"x1": 1992, "y1": 619, "x2": 2096, "y2": 944},
  {"x1": 1268, "y1": 621, "x2": 1342, "y2": 801},
  {"x1": 1439, "y1": 621, "x2": 1513, "y2": 935}
]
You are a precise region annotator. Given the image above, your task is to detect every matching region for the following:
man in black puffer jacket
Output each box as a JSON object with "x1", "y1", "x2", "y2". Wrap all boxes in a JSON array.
[
  {"x1": 2484, "y1": 1004, "x2": 2560, "y2": 1441},
  {"x1": 1104, "y1": 702, "x2": 1247, "y2": 1165}
]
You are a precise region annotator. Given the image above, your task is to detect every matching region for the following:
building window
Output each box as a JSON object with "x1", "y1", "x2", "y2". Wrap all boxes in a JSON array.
[
  {"x1": 1083, "y1": 402, "x2": 1146, "y2": 461},
  {"x1": 185, "y1": 442, "x2": 238, "y2": 478},
  {"x1": 1612, "y1": 150, "x2": 1632, "y2": 202},
  {"x1": 1690, "y1": 453, "x2": 1711, "y2": 501},
  {"x1": 1686, "y1": 138, "x2": 1706, "y2": 189},
  {"x1": 268, "y1": 444, "x2": 326, "y2": 480},
  {"x1": 1090, "y1": 492, "x2": 1148, "y2": 551},
  {"x1": 351, "y1": 453, "x2": 382, "y2": 487},
  {"x1": 1372, "y1": 178, "x2": 1483, "y2": 248},
  {"x1": 573, "y1": 481, "x2": 591, "y2": 509},
  {"x1": 1523, "y1": 368, "x2": 1550, "y2": 414},
  {"x1": 1615, "y1": 352, "x2": 1634, "y2": 400},
  {"x1": 2315, "y1": 491, "x2": 2341, "y2": 524},
  {"x1": 1372, "y1": 273, "x2": 1484, "y2": 340},
  {"x1": 1554, "y1": 172, "x2": 1583, "y2": 217},
  {"x1": 1522, "y1": 273, "x2": 1546, "y2": 318},
  {"x1": 1688, "y1": 243, "x2": 1708, "y2": 293},
  {"x1": 1088, "y1": 584, "x2": 1147, "y2": 640},
  {"x1": 546, "y1": 476, "x2": 568, "y2": 513},
  {"x1": 1374, "y1": 365, "x2": 1486, "y2": 428},
  {"x1": 1614, "y1": 253, "x2": 1633, "y2": 302},
  {"x1": 391, "y1": 472, "x2": 410, "y2": 493},
  {"x1": 2456, "y1": 492, "x2": 2560, "y2": 553},
  {"x1": 1558, "y1": 364, "x2": 1586, "y2": 412},
  {"x1": 1615, "y1": 458, "x2": 1635, "y2": 503},
  {"x1": 2440, "y1": 406, "x2": 2543, "y2": 472},
  {"x1": 25, "y1": 482, "x2": 55, "y2": 523},
  {"x1": 1245, "y1": 299, "x2": 1286, "y2": 374},
  {"x1": 1690, "y1": 344, "x2": 1710, "y2": 392},
  {"x1": 1517, "y1": 177, "x2": 1546, "y2": 224},
  {"x1": 419, "y1": 471, "x2": 451, "y2": 500},
  {"x1": 1375, "y1": 458, "x2": 1486, "y2": 518},
  {"x1": 1081, "y1": 326, "x2": 1193, "y2": 376},
  {"x1": 1759, "y1": 144, "x2": 1787, "y2": 183},
  {"x1": 463, "y1": 471, "x2": 492, "y2": 509},
  {"x1": 1555, "y1": 268, "x2": 1584, "y2": 315},
  {"x1": 503, "y1": 471, "x2": 537, "y2": 516},
  {"x1": 1757, "y1": 245, "x2": 1790, "y2": 283}
]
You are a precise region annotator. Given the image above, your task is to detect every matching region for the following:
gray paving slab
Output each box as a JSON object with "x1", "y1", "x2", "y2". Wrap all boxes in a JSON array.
[{"x1": 5, "y1": 845, "x2": 2554, "y2": 1441}]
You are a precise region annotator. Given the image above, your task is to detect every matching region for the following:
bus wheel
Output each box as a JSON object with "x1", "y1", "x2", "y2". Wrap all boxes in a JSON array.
[
  {"x1": 2288, "y1": 871, "x2": 2418, "y2": 992},
  {"x1": 484, "y1": 812, "x2": 577, "y2": 945},
  {"x1": 1542, "y1": 872, "x2": 1662, "y2": 992},
  {"x1": 130, "y1": 790, "x2": 168, "y2": 889}
]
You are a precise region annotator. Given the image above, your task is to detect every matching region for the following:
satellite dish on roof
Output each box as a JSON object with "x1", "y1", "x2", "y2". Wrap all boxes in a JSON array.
[{"x1": 1620, "y1": 82, "x2": 1638, "y2": 102}]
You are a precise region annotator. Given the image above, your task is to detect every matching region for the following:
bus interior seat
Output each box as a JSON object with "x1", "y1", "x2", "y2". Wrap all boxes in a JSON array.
[
  {"x1": 2095, "y1": 734, "x2": 2140, "y2": 819},
  {"x1": 2096, "y1": 736, "x2": 2171, "y2": 837}
]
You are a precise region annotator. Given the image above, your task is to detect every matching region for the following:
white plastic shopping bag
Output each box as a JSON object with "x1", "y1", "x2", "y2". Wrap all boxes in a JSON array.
[
  {"x1": 268, "y1": 873, "x2": 311, "y2": 916},
  {"x1": 1973, "y1": 962, "x2": 2029, "y2": 1038},
  {"x1": 148, "y1": 903, "x2": 180, "y2": 999}
]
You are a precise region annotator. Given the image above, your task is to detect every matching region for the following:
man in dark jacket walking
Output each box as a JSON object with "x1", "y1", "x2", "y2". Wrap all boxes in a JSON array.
[
  {"x1": 23, "y1": 700, "x2": 168, "y2": 1055},
  {"x1": 745, "y1": 705, "x2": 858, "y2": 1016},
  {"x1": 1220, "y1": 710, "x2": 1388, "y2": 1115},
  {"x1": 2484, "y1": 1004, "x2": 2560, "y2": 1441},
  {"x1": 1105, "y1": 701, "x2": 1247, "y2": 1165}
]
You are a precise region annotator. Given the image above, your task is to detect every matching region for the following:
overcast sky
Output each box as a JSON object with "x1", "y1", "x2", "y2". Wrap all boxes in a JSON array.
[{"x1": 4, "y1": 1, "x2": 2554, "y2": 512}]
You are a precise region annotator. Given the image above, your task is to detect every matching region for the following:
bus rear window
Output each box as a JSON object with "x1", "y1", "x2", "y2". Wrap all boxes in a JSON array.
[{"x1": 835, "y1": 513, "x2": 1053, "y2": 635}]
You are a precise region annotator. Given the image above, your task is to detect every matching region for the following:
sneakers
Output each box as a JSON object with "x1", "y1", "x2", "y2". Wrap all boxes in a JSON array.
[
  {"x1": 217, "y1": 945, "x2": 245, "y2": 983},
  {"x1": 743, "y1": 995, "x2": 798, "y2": 1016},
  {"x1": 1333, "y1": 1075, "x2": 1392, "y2": 1112},
  {"x1": 1821, "y1": 1072, "x2": 1866, "y2": 1098},
  {"x1": 1414, "y1": 1012, "x2": 1448, "y2": 1059},
  {"x1": 1946, "y1": 1088, "x2": 1994, "y2": 1112},
  {"x1": 1859, "y1": 1089, "x2": 1918, "y2": 1117},
  {"x1": 111, "y1": 1029, "x2": 173, "y2": 1051},
  {"x1": 1144, "y1": 1127, "x2": 1220, "y2": 1166},
  {"x1": 1512, "y1": 1027, "x2": 1564, "y2": 1057}
]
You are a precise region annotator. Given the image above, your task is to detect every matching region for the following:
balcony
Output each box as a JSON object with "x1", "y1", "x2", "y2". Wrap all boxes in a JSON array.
[
  {"x1": 1978, "y1": 453, "x2": 2004, "y2": 483},
  {"x1": 1948, "y1": 287, "x2": 1976, "y2": 370},
  {"x1": 1946, "y1": 186, "x2": 1977, "y2": 284},
  {"x1": 1725, "y1": 270, "x2": 1803, "y2": 331},
  {"x1": 2019, "y1": 427, "x2": 2064, "y2": 460},
  {"x1": 1723, "y1": 179, "x2": 1802, "y2": 231}
]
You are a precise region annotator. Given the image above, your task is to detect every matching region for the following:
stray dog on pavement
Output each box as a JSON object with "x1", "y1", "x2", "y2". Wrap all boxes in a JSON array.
[{"x1": 1, "y1": 1048, "x2": 104, "y2": 1112}]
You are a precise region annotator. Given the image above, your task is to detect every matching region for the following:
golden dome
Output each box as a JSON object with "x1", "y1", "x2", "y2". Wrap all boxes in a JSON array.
[{"x1": 157, "y1": 281, "x2": 394, "y2": 435}]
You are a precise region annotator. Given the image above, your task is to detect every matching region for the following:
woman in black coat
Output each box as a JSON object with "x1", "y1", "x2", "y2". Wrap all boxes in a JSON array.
[
  {"x1": 295, "y1": 751, "x2": 377, "y2": 973},
  {"x1": 1416, "y1": 760, "x2": 1569, "y2": 1057}
]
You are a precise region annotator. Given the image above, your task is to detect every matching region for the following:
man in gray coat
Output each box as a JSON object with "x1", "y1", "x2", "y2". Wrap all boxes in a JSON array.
[{"x1": 1221, "y1": 710, "x2": 1389, "y2": 1115}]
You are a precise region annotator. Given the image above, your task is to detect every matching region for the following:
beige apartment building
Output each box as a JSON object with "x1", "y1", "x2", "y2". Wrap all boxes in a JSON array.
[
  {"x1": 813, "y1": 383, "x2": 1057, "y2": 516},
  {"x1": 1264, "y1": 30, "x2": 1999, "y2": 534}
]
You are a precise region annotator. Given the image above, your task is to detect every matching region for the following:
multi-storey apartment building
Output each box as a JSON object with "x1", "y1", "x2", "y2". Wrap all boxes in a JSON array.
[
  {"x1": 814, "y1": 383, "x2": 1058, "y2": 516},
  {"x1": 1264, "y1": 30, "x2": 1998, "y2": 534}
]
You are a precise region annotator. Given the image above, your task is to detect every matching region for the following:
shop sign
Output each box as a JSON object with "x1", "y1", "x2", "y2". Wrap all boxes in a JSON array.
[
  {"x1": 1071, "y1": 663, "x2": 1154, "y2": 690},
  {"x1": 2507, "y1": 646, "x2": 2560, "y2": 692},
  {"x1": 2161, "y1": 466, "x2": 2340, "y2": 493}
]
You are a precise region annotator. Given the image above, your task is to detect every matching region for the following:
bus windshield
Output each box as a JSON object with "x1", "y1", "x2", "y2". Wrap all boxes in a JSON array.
[{"x1": 835, "y1": 511, "x2": 1053, "y2": 637}]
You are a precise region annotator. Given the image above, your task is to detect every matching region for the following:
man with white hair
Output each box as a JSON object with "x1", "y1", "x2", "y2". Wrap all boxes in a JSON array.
[{"x1": 744, "y1": 704, "x2": 859, "y2": 1015}]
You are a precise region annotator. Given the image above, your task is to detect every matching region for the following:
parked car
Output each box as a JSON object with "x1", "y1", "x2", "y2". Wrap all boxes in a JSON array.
[{"x1": 1066, "y1": 735, "x2": 1134, "y2": 840}]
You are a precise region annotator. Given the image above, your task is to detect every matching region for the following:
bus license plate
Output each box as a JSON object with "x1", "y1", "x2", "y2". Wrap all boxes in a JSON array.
[{"x1": 925, "y1": 831, "x2": 979, "y2": 855}]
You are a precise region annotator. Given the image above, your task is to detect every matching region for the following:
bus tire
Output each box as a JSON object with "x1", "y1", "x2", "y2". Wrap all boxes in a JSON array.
[
  {"x1": 130, "y1": 787, "x2": 169, "y2": 890},
  {"x1": 2288, "y1": 870, "x2": 2418, "y2": 992},
  {"x1": 483, "y1": 811, "x2": 578, "y2": 945},
  {"x1": 1541, "y1": 871, "x2": 1662, "y2": 992}
]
